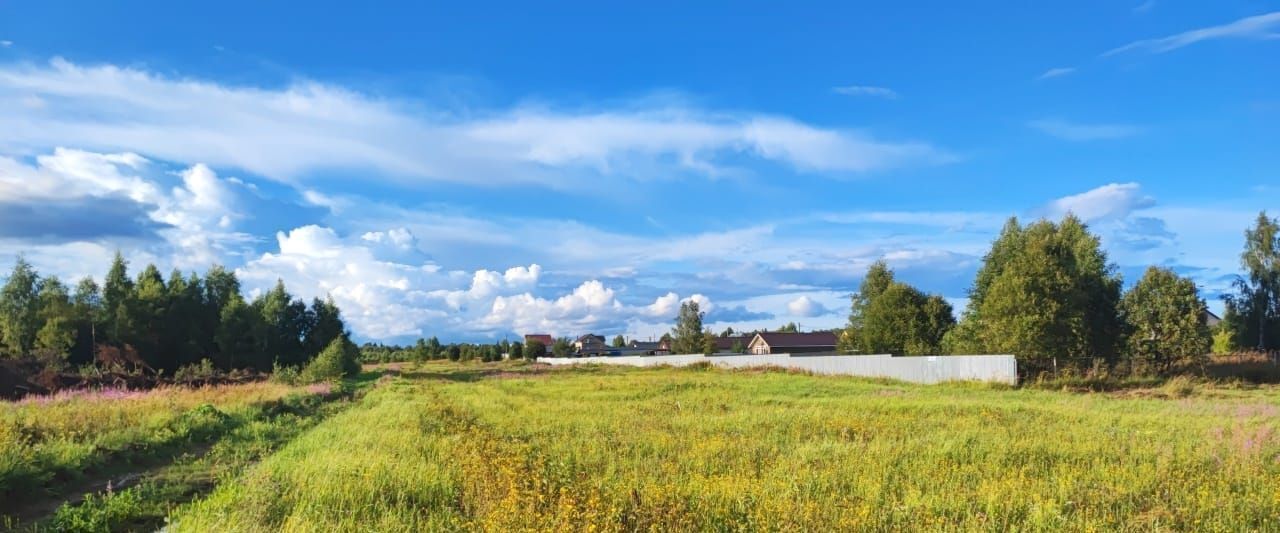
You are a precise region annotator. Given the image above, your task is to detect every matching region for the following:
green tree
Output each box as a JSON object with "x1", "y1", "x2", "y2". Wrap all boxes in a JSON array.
[
  {"x1": 776, "y1": 322, "x2": 799, "y2": 333},
  {"x1": 510, "y1": 341, "x2": 523, "y2": 360},
  {"x1": 612, "y1": 334, "x2": 626, "y2": 348},
  {"x1": 426, "y1": 336, "x2": 442, "y2": 359},
  {"x1": 1121, "y1": 267, "x2": 1211, "y2": 372},
  {"x1": 130, "y1": 264, "x2": 168, "y2": 369},
  {"x1": 842, "y1": 262, "x2": 954, "y2": 355},
  {"x1": 71, "y1": 277, "x2": 101, "y2": 365},
  {"x1": 552, "y1": 337, "x2": 573, "y2": 357},
  {"x1": 0, "y1": 257, "x2": 40, "y2": 356},
  {"x1": 947, "y1": 216, "x2": 1123, "y2": 371},
  {"x1": 446, "y1": 344, "x2": 461, "y2": 361},
  {"x1": 702, "y1": 330, "x2": 717, "y2": 355},
  {"x1": 304, "y1": 296, "x2": 345, "y2": 357},
  {"x1": 1223, "y1": 212, "x2": 1280, "y2": 350},
  {"x1": 301, "y1": 334, "x2": 361, "y2": 382},
  {"x1": 730, "y1": 339, "x2": 746, "y2": 354},
  {"x1": 215, "y1": 295, "x2": 258, "y2": 370},
  {"x1": 671, "y1": 300, "x2": 705, "y2": 355},
  {"x1": 100, "y1": 252, "x2": 133, "y2": 343},
  {"x1": 413, "y1": 338, "x2": 429, "y2": 362},
  {"x1": 524, "y1": 340, "x2": 545, "y2": 360},
  {"x1": 860, "y1": 282, "x2": 954, "y2": 355},
  {"x1": 839, "y1": 260, "x2": 895, "y2": 352}
]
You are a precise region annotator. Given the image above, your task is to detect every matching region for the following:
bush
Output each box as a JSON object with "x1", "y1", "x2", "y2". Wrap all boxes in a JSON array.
[
  {"x1": 271, "y1": 361, "x2": 302, "y2": 385},
  {"x1": 301, "y1": 336, "x2": 361, "y2": 383},
  {"x1": 174, "y1": 359, "x2": 219, "y2": 383}
]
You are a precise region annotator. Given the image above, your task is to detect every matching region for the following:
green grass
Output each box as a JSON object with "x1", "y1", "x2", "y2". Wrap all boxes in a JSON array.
[
  {"x1": 169, "y1": 361, "x2": 1280, "y2": 531},
  {"x1": 1, "y1": 370, "x2": 386, "y2": 531}
]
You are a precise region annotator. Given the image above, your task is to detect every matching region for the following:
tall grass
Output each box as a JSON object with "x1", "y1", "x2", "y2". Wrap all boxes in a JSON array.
[
  {"x1": 174, "y1": 362, "x2": 1280, "y2": 531},
  {"x1": 0, "y1": 382, "x2": 312, "y2": 508}
]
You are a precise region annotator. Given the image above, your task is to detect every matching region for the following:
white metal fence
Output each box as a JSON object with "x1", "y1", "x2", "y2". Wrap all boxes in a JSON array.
[{"x1": 539, "y1": 353, "x2": 1019, "y2": 385}]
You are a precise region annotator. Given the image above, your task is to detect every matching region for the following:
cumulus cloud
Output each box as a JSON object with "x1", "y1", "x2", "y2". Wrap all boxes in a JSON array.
[
  {"x1": 1043, "y1": 182, "x2": 1155, "y2": 223},
  {"x1": 0, "y1": 59, "x2": 949, "y2": 189},
  {"x1": 1029, "y1": 119, "x2": 1141, "y2": 141},
  {"x1": 234, "y1": 224, "x2": 752, "y2": 340},
  {"x1": 787, "y1": 295, "x2": 833, "y2": 318},
  {"x1": 0, "y1": 148, "x2": 262, "y2": 267},
  {"x1": 1104, "y1": 11, "x2": 1280, "y2": 56}
]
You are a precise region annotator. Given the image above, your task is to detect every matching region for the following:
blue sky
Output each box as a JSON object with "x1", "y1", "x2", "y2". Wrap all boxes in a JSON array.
[{"x1": 0, "y1": 2, "x2": 1277, "y2": 343}]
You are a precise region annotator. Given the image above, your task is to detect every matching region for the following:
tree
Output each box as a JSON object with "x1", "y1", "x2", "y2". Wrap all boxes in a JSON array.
[
  {"x1": 215, "y1": 295, "x2": 258, "y2": 370},
  {"x1": 730, "y1": 340, "x2": 746, "y2": 354},
  {"x1": 720, "y1": 327, "x2": 736, "y2": 338},
  {"x1": 776, "y1": 322, "x2": 799, "y2": 333},
  {"x1": 301, "y1": 334, "x2": 361, "y2": 382},
  {"x1": 426, "y1": 336, "x2": 442, "y2": 359},
  {"x1": 946, "y1": 216, "x2": 1123, "y2": 371},
  {"x1": 1223, "y1": 212, "x2": 1280, "y2": 350},
  {"x1": 130, "y1": 264, "x2": 168, "y2": 369},
  {"x1": 842, "y1": 262, "x2": 954, "y2": 355},
  {"x1": 839, "y1": 260, "x2": 895, "y2": 353},
  {"x1": 0, "y1": 257, "x2": 40, "y2": 356},
  {"x1": 612, "y1": 334, "x2": 626, "y2": 348},
  {"x1": 701, "y1": 330, "x2": 717, "y2": 355},
  {"x1": 525, "y1": 340, "x2": 546, "y2": 360},
  {"x1": 304, "y1": 296, "x2": 344, "y2": 357},
  {"x1": 671, "y1": 300, "x2": 705, "y2": 354},
  {"x1": 100, "y1": 252, "x2": 133, "y2": 343},
  {"x1": 32, "y1": 275, "x2": 75, "y2": 364},
  {"x1": 446, "y1": 344, "x2": 461, "y2": 361},
  {"x1": 413, "y1": 338, "x2": 429, "y2": 362},
  {"x1": 860, "y1": 282, "x2": 954, "y2": 355},
  {"x1": 510, "y1": 341, "x2": 523, "y2": 360},
  {"x1": 552, "y1": 337, "x2": 573, "y2": 358},
  {"x1": 1121, "y1": 267, "x2": 1212, "y2": 372},
  {"x1": 71, "y1": 277, "x2": 101, "y2": 365}
]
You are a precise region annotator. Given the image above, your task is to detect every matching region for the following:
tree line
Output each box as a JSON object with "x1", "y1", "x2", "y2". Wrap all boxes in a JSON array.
[
  {"x1": 839, "y1": 212, "x2": 1280, "y2": 374},
  {"x1": 0, "y1": 252, "x2": 347, "y2": 375}
]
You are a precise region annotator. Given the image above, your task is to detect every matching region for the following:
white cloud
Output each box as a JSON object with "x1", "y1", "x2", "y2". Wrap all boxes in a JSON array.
[
  {"x1": 1038, "y1": 67, "x2": 1076, "y2": 80},
  {"x1": 1044, "y1": 182, "x2": 1155, "y2": 223},
  {"x1": 1029, "y1": 119, "x2": 1141, "y2": 141},
  {"x1": 1104, "y1": 11, "x2": 1280, "y2": 56},
  {"x1": 1132, "y1": 0, "x2": 1156, "y2": 14},
  {"x1": 0, "y1": 148, "x2": 256, "y2": 268},
  {"x1": 787, "y1": 295, "x2": 832, "y2": 317},
  {"x1": 832, "y1": 85, "x2": 899, "y2": 99},
  {"x1": 0, "y1": 59, "x2": 948, "y2": 189},
  {"x1": 0, "y1": 40, "x2": 11, "y2": 48}
]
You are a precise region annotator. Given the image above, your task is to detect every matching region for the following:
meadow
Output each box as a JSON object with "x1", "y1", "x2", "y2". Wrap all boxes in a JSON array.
[
  {"x1": 0, "y1": 378, "x2": 356, "y2": 531},
  {"x1": 165, "y1": 361, "x2": 1280, "y2": 532}
]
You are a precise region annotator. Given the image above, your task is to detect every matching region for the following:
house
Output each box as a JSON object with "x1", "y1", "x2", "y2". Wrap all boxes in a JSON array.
[
  {"x1": 747, "y1": 331, "x2": 838, "y2": 355},
  {"x1": 713, "y1": 336, "x2": 751, "y2": 353},
  {"x1": 524, "y1": 334, "x2": 554, "y2": 348},
  {"x1": 627, "y1": 340, "x2": 667, "y2": 355},
  {"x1": 574, "y1": 334, "x2": 609, "y2": 355},
  {"x1": 1205, "y1": 310, "x2": 1222, "y2": 329}
]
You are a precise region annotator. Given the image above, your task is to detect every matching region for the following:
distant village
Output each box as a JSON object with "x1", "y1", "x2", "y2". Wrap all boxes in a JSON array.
[{"x1": 523, "y1": 330, "x2": 840, "y2": 357}]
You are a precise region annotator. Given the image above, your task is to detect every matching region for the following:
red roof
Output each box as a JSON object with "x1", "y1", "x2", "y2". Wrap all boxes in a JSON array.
[
  {"x1": 751, "y1": 331, "x2": 838, "y2": 348},
  {"x1": 524, "y1": 334, "x2": 554, "y2": 346}
]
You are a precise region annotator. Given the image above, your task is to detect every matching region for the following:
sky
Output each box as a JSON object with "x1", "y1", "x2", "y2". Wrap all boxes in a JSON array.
[{"x1": 0, "y1": 1, "x2": 1277, "y2": 344}]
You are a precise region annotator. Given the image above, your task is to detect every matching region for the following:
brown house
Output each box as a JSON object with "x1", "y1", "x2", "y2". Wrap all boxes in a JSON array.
[
  {"x1": 746, "y1": 331, "x2": 838, "y2": 355},
  {"x1": 713, "y1": 336, "x2": 751, "y2": 353},
  {"x1": 524, "y1": 334, "x2": 554, "y2": 347}
]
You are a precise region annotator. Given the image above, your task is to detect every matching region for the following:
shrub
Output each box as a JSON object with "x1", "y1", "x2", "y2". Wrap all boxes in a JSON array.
[
  {"x1": 301, "y1": 336, "x2": 361, "y2": 383},
  {"x1": 174, "y1": 359, "x2": 219, "y2": 383},
  {"x1": 271, "y1": 361, "x2": 302, "y2": 385}
]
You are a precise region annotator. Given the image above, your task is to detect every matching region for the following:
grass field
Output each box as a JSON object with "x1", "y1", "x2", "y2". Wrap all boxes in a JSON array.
[
  {"x1": 0, "y1": 379, "x2": 356, "y2": 531},
  {"x1": 164, "y1": 362, "x2": 1280, "y2": 532}
]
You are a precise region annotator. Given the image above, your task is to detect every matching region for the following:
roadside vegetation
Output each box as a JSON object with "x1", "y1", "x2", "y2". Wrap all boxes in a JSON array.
[{"x1": 172, "y1": 361, "x2": 1280, "y2": 531}]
